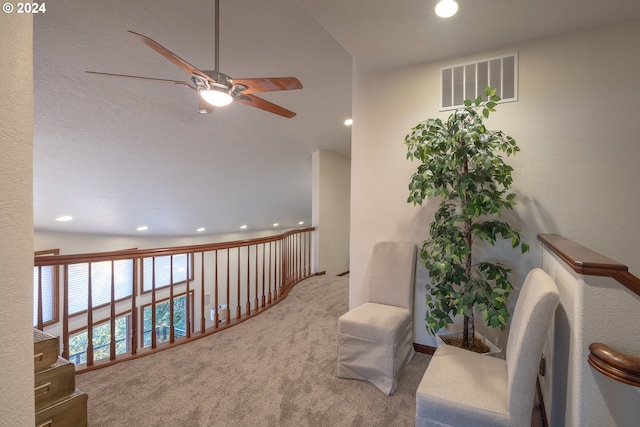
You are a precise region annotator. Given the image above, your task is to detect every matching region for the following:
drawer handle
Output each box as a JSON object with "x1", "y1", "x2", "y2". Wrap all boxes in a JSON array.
[
  {"x1": 34, "y1": 352, "x2": 44, "y2": 362},
  {"x1": 36, "y1": 419, "x2": 53, "y2": 427},
  {"x1": 34, "y1": 382, "x2": 51, "y2": 398}
]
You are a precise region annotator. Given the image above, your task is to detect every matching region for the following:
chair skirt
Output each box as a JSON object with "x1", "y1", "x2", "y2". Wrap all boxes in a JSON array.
[{"x1": 337, "y1": 303, "x2": 415, "y2": 395}]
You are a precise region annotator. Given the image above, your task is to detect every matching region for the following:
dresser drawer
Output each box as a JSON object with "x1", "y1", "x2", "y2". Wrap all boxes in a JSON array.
[
  {"x1": 35, "y1": 388, "x2": 87, "y2": 427},
  {"x1": 33, "y1": 329, "x2": 59, "y2": 370},
  {"x1": 35, "y1": 358, "x2": 76, "y2": 409}
]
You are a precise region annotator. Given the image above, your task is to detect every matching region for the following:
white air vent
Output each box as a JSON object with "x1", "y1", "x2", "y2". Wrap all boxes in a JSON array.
[{"x1": 441, "y1": 53, "x2": 518, "y2": 110}]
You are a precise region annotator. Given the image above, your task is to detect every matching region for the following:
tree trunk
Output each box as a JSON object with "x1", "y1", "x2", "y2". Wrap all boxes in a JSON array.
[
  {"x1": 469, "y1": 310, "x2": 475, "y2": 348},
  {"x1": 460, "y1": 119, "x2": 475, "y2": 350},
  {"x1": 458, "y1": 120, "x2": 475, "y2": 349},
  {"x1": 462, "y1": 314, "x2": 469, "y2": 348}
]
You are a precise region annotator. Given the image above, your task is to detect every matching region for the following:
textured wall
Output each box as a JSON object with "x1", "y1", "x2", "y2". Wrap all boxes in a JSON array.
[
  {"x1": 312, "y1": 150, "x2": 351, "y2": 275},
  {"x1": 541, "y1": 248, "x2": 640, "y2": 427},
  {"x1": 0, "y1": 13, "x2": 35, "y2": 426},
  {"x1": 350, "y1": 20, "x2": 640, "y2": 347}
]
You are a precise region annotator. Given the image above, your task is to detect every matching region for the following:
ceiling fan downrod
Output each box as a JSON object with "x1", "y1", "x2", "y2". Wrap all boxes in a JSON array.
[{"x1": 214, "y1": 0, "x2": 220, "y2": 72}]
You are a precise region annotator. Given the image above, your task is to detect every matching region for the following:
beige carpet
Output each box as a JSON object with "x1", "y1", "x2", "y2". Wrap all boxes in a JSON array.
[{"x1": 76, "y1": 274, "x2": 543, "y2": 426}]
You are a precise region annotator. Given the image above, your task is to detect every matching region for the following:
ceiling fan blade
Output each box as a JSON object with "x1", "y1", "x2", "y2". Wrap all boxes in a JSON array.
[
  {"x1": 235, "y1": 94, "x2": 297, "y2": 118},
  {"x1": 230, "y1": 77, "x2": 302, "y2": 94},
  {"x1": 128, "y1": 30, "x2": 211, "y2": 81},
  {"x1": 85, "y1": 71, "x2": 193, "y2": 88}
]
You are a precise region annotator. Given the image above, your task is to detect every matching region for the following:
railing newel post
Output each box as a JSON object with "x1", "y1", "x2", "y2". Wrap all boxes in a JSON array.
[
  {"x1": 246, "y1": 245, "x2": 251, "y2": 315},
  {"x1": 86, "y1": 263, "x2": 94, "y2": 366},
  {"x1": 62, "y1": 265, "x2": 70, "y2": 360},
  {"x1": 261, "y1": 243, "x2": 266, "y2": 308},
  {"x1": 226, "y1": 248, "x2": 231, "y2": 325},
  {"x1": 131, "y1": 257, "x2": 138, "y2": 356},
  {"x1": 254, "y1": 244, "x2": 259, "y2": 311},
  {"x1": 110, "y1": 260, "x2": 116, "y2": 360},
  {"x1": 201, "y1": 251, "x2": 207, "y2": 333},
  {"x1": 169, "y1": 255, "x2": 175, "y2": 344}
]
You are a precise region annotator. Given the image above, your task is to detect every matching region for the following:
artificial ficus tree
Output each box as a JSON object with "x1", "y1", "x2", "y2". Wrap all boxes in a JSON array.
[{"x1": 405, "y1": 87, "x2": 529, "y2": 350}]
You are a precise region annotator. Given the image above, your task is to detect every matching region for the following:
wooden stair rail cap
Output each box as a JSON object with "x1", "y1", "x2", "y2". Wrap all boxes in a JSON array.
[{"x1": 588, "y1": 342, "x2": 640, "y2": 387}]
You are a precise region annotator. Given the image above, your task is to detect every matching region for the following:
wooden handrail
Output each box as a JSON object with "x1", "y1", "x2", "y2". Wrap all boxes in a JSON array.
[
  {"x1": 34, "y1": 227, "x2": 316, "y2": 372},
  {"x1": 34, "y1": 227, "x2": 315, "y2": 266},
  {"x1": 537, "y1": 234, "x2": 640, "y2": 297},
  {"x1": 588, "y1": 343, "x2": 640, "y2": 387},
  {"x1": 538, "y1": 234, "x2": 640, "y2": 387}
]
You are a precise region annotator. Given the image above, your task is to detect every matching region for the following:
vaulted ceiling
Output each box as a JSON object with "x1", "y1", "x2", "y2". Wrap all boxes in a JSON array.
[{"x1": 33, "y1": 0, "x2": 640, "y2": 237}]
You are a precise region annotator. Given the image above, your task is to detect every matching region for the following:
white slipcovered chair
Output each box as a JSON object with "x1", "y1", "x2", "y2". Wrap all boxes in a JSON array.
[
  {"x1": 337, "y1": 241, "x2": 417, "y2": 395},
  {"x1": 416, "y1": 268, "x2": 560, "y2": 427}
]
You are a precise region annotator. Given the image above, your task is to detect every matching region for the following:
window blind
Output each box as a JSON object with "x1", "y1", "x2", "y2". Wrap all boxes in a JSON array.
[
  {"x1": 33, "y1": 266, "x2": 55, "y2": 326},
  {"x1": 67, "y1": 259, "x2": 133, "y2": 315},
  {"x1": 142, "y1": 254, "x2": 191, "y2": 292}
]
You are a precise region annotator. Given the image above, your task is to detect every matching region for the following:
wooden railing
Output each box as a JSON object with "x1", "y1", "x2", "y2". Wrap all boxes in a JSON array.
[
  {"x1": 588, "y1": 343, "x2": 640, "y2": 387},
  {"x1": 537, "y1": 234, "x2": 640, "y2": 296},
  {"x1": 538, "y1": 234, "x2": 640, "y2": 386},
  {"x1": 34, "y1": 227, "x2": 315, "y2": 372}
]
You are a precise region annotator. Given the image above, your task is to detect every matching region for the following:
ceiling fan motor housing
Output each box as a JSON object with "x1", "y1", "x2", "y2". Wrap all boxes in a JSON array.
[{"x1": 195, "y1": 71, "x2": 248, "y2": 100}]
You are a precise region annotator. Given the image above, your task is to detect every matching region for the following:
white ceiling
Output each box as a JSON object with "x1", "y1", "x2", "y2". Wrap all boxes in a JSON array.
[
  {"x1": 299, "y1": 0, "x2": 640, "y2": 72},
  {"x1": 33, "y1": 0, "x2": 640, "y2": 237}
]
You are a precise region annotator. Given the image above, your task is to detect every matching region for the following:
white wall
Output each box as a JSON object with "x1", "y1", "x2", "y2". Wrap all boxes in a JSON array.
[
  {"x1": 35, "y1": 228, "x2": 289, "y2": 254},
  {"x1": 0, "y1": 13, "x2": 35, "y2": 426},
  {"x1": 312, "y1": 150, "x2": 351, "y2": 275},
  {"x1": 350, "y1": 20, "x2": 640, "y2": 347}
]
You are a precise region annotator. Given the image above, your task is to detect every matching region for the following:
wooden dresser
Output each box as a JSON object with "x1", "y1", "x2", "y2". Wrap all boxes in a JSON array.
[{"x1": 34, "y1": 330, "x2": 88, "y2": 427}]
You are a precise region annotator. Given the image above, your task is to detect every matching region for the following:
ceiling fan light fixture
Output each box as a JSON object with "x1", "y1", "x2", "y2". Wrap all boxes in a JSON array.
[
  {"x1": 200, "y1": 89, "x2": 233, "y2": 107},
  {"x1": 435, "y1": 0, "x2": 458, "y2": 18}
]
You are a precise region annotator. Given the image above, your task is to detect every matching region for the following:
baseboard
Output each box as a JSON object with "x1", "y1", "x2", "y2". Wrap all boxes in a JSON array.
[
  {"x1": 536, "y1": 378, "x2": 549, "y2": 427},
  {"x1": 337, "y1": 271, "x2": 349, "y2": 277},
  {"x1": 414, "y1": 343, "x2": 436, "y2": 355}
]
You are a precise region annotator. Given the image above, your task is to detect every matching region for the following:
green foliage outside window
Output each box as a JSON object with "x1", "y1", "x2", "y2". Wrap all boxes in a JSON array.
[
  {"x1": 68, "y1": 315, "x2": 128, "y2": 365},
  {"x1": 142, "y1": 295, "x2": 188, "y2": 347}
]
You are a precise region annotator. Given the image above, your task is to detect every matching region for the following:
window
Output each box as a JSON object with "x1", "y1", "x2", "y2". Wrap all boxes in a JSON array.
[
  {"x1": 67, "y1": 259, "x2": 134, "y2": 316},
  {"x1": 68, "y1": 314, "x2": 130, "y2": 365},
  {"x1": 142, "y1": 253, "x2": 193, "y2": 292},
  {"x1": 33, "y1": 249, "x2": 59, "y2": 328},
  {"x1": 141, "y1": 291, "x2": 193, "y2": 348}
]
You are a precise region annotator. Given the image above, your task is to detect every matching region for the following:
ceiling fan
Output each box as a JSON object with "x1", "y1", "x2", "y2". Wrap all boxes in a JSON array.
[{"x1": 86, "y1": 0, "x2": 302, "y2": 118}]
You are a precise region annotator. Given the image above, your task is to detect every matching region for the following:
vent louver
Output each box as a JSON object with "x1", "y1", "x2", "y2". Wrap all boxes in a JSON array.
[{"x1": 441, "y1": 53, "x2": 518, "y2": 110}]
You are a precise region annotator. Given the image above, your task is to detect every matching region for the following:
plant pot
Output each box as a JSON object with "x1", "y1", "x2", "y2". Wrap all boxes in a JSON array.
[{"x1": 436, "y1": 330, "x2": 502, "y2": 358}]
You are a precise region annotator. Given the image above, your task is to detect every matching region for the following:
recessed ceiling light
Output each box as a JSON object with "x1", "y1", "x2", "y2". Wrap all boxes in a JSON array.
[
  {"x1": 435, "y1": 0, "x2": 458, "y2": 18},
  {"x1": 240, "y1": 225, "x2": 248, "y2": 229},
  {"x1": 197, "y1": 227, "x2": 206, "y2": 232},
  {"x1": 273, "y1": 223, "x2": 279, "y2": 227},
  {"x1": 137, "y1": 226, "x2": 148, "y2": 231},
  {"x1": 344, "y1": 118, "x2": 353, "y2": 126},
  {"x1": 55, "y1": 216, "x2": 73, "y2": 222},
  {"x1": 298, "y1": 221, "x2": 304, "y2": 225}
]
